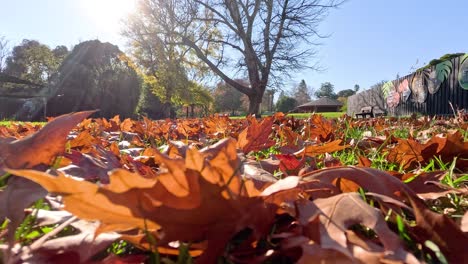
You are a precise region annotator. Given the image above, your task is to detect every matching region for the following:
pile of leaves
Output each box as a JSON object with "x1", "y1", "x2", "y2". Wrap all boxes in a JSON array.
[{"x1": 0, "y1": 111, "x2": 467, "y2": 263}]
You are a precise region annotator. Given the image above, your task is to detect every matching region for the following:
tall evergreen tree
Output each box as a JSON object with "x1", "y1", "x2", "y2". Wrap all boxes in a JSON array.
[
  {"x1": 293, "y1": 79, "x2": 312, "y2": 105},
  {"x1": 315, "y1": 82, "x2": 337, "y2": 99}
]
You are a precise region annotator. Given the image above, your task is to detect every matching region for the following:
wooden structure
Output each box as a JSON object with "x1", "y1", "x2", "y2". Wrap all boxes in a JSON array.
[
  {"x1": 355, "y1": 106, "x2": 374, "y2": 118},
  {"x1": 0, "y1": 73, "x2": 48, "y2": 120},
  {"x1": 294, "y1": 97, "x2": 343, "y2": 113},
  {"x1": 348, "y1": 54, "x2": 468, "y2": 117}
]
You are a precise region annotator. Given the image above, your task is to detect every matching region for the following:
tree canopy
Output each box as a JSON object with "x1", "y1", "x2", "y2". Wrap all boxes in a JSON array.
[
  {"x1": 293, "y1": 80, "x2": 312, "y2": 105},
  {"x1": 124, "y1": 0, "x2": 344, "y2": 115},
  {"x1": 276, "y1": 95, "x2": 297, "y2": 113},
  {"x1": 3, "y1": 39, "x2": 67, "y2": 85},
  {"x1": 213, "y1": 79, "x2": 247, "y2": 115},
  {"x1": 47, "y1": 40, "x2": 141, "y2": 118},
  {"x1": 337, "y1": 89, "x2": 356, "y2": 98},
  {"x1": 315, "y1": 82, "x2": 337, "y2": 99}
]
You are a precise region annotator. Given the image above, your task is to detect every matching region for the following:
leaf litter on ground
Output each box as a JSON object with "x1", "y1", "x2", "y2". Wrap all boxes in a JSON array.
[{"x1": 0, "y1": 111, "x2": 467, "y2": 263}]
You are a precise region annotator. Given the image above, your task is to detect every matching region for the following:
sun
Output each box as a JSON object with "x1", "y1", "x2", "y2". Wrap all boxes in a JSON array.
[{"x1": 80, "y1": 0, "x2": 137, "y2": 33}]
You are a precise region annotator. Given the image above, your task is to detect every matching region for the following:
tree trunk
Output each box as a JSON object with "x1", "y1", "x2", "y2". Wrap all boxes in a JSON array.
[
  {"x1": 248, "y1": 90, "x2": 264, "y2": 116},
  {"x1": 162, "y1": 102, "x2": 172, "y2": 118}
]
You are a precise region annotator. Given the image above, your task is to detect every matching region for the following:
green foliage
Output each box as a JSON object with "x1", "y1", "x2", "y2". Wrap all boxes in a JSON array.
[
  {"x1": 336, "y1": 89, "x2": 356, "y2": 98},
  {"x1": 337, "y1": 97, "x2": 348, "y2": 112},
  {"x1": 4, "y1": 39, "x2": 67, "y2": 85},
  {"x1": 354, "y1": 84, "x2": 360, "y2": 92},
  {"x1": 435, "y1": 60, "x2": 453, "y2": 82},
  {"x1": 214, "y1": 80, "x2": 246, "y2": 115},
  {"x1": 123, "y1": 2, "x2": 219, "y2": 118},
  {"x1": 135, "y1": 82, "x2": 167, "y2": 120},
  {"x1": 315, "y1": 82, "x2": 337, "y2": 99},
  {"x1": 47, "y1": 40, "x2": 141, "y2": 118},
  {"x1": 417, "y1": 53, "x2": 465, "y2": 71},
  {"x1": 276, "y1": 96, "x2": 297, "y2": 113},
  {"x1": 381, "y1": 81, "x2": 394, "y2": 98},
  {"x1": 180, "y1": 82, "x2": 214, "y2": 117},
  {"x1": 123, "y1": 0, "x2": 343, "y2": 115}
]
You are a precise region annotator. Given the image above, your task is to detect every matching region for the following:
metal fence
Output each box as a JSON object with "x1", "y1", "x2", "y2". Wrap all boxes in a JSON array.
[{"x1": 348, "y1": 54, "x2": 468, "y2": 117}]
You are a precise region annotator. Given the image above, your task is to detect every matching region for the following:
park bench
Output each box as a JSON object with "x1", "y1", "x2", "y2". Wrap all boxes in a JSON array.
[{"x1": 355, "y1": 106, "x2": 374, "y2": 118}]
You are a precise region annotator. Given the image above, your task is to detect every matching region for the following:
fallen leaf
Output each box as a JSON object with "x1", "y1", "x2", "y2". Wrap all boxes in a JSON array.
[
  {"x1": 301, "y1": 166, "x2": 419, "y2": 201},
  {"x1": 0, "y1": 110, "x2": 95, "y2": 169},
  {"x1": 10, "y1": 220, "x2": 120, "y2": 264},
  {"x1": 462, "y1": 211, "x2": 468, "y2": 233},
  {"x1": 8, "y1": 139, "x2": 277, "y2": 263},
  {"x1": 0, "y1": 111, "x2": 94, "y2": 247},
  {"x1": 300, "y1": 193, "x2": 419, "y2": 263},
  {"x1": 295, "y1": 140, "x2": 349, "y2": 158},
  {"x1": 407, "y1": 194, "x2": 468, "y2": 264},
  {"x1": 237, "y1": 116, "x2": 275, "y2": 154}
]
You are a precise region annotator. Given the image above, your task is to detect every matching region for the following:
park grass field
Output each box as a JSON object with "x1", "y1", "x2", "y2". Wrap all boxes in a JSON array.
[
  {"x1": 287, "y1": 112, "x2": 346, "y2": 119},
  {"x1": 229, "y1": 112, "x2": 346, "y2": 119}
]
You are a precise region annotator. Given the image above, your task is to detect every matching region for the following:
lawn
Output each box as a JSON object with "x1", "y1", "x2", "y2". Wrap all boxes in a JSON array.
[
  {"x1": 287, "y1": 111, "x2": 346, "y2": 119},
  {"x1": 0, "y1": 112, "x2": 466, "y2": 263},
  {"x1": 229, "y1": 111, "x2": 346, "y2": 119}
]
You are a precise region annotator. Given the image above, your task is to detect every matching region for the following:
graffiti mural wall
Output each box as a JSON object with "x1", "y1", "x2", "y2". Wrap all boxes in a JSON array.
[{"x1": 348, "y1": 54, "x2": 468, "y2": 116}]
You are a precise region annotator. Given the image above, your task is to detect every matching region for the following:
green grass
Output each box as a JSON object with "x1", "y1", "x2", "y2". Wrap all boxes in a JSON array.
[
  {"x1": 0, "y1": 120, "x2": 46, "y2": 127},
  {"x1": 229, "y1": 112, "x2": 346, "y2": 119},
  {"x1": 287, "y1": 112, "x2": 346, "y2": 119}
]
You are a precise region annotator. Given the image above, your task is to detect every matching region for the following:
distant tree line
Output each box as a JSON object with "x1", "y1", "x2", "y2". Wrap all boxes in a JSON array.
[
  {"x1": 0, "y1": 38, "x2": 213, "y2": 120},
  {"x1": 1, "y1": 0, "x2": 346, "y2": 120},
  {"x1": 0, "y1": 35, "x2": 362, "y2": 119}
]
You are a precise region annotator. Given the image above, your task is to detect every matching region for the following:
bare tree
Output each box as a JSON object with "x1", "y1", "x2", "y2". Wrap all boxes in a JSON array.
[
  {"x1": 0, "y1": 36, "x2": 10, "y2": 72},
  {"x1": 125, "y1": 0, "x2": 344, "y2": 115}
]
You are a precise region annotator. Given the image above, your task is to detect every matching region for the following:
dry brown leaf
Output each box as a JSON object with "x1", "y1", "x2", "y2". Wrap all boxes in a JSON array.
[
  {"x1": 295, "y1": 140, "x2": 349, "y2": 158},
  {"x1": 387, "y1": 138, "x2": 428, "y2": 169},
  {"x1": 407, "y1": 194, "x2": 468, "y2": 263},
  {"x1": 0, "y1": 111, "x2": 95, "y2": 247},
  {"x1": 0, "y1": 178, "x2": 47, "y2": 246},
  {"x1": 0, "y1": 110, "x2": 95, "y2": 169},
  {"x1": 301, "y1": 166, "x2": 419, "y2": 201},
  {"x1": 8, "y1": 139, "x2": 276, "y2": 263},
  {"x1": 10, "y1": 220, "x2": 120, "y2": 264},
  {"x1": 461, "y1": 211, "x2": 468, "y2": 233},
  {"x1": 302, "y1": 114, "x2": 336, "y2": 143},
  {"x1": 236, "y1": 116, "x2": 275, "y2": 153},
  {"x1": 6, "y1": 169, "x2": 161, "y2": 234},
  {"x1": 299, "y1": 193, "x2": 419, "y2": 263}
]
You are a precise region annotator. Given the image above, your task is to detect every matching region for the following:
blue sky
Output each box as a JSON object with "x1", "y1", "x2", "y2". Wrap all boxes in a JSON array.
[{"x1": 1, "y1": 0, "x2": 467, "y2": 93}]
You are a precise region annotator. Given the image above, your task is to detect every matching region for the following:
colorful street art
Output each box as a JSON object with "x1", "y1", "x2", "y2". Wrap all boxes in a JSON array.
[
  {"x1": 427, "y1": 60, "x2": 452, "y2": 94},
  {"x1": 459, "y1": 54, "x2": 468, "y2": 90},
  {"x1": 397, "y1": 79, "x2": 411, "y2": 102},
  {"x1": 411, "y1": 73, "x2": 426, "y2": 103},
  {"x1": 386, "y1": 90, "x2": 400, "y2": 108},
  {"x1": 381, "y1": 81, "x2": 394, "y2": 99},
  {"x1": 348, "y1": 54, "x2": 468, "y2": 117}
]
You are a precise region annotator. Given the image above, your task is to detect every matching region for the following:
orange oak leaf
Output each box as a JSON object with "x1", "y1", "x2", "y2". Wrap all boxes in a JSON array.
[
  {"x1": 293, "y1": 194, "x2": 419, "y2": 263},
  {"x1": 0, "y1": 110, "x2": 96, "y2": 169},
  {"x1": 302, "y1": 114, "x2": 336, "y2": 143},
  {"x1": 236, "y1": 116, "x2": 276, "y2": 154},
  {"x1": 0, "y1": 111, "x2": 95, "y2": 246},
  {"x1": 407, "y1": 194, "x2": 468, "y2": 263},
  {"x1": 386, "y1": 138, "x2": 429, "y2": 169},
  {"x1": 8, "y1": 138, "x2": 276, "y2": 263},
  {"x1": 295, "y1": 140, "x2": 349, "y2": 158},
  {"x1": 301, "y1": 166, "x2": 419, "y2": 201}
]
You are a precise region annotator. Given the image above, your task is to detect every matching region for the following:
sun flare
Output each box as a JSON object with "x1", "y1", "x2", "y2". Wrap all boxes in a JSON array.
[{"x1": 80, "y1": 0, "x2": 136, "y2": 33}]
